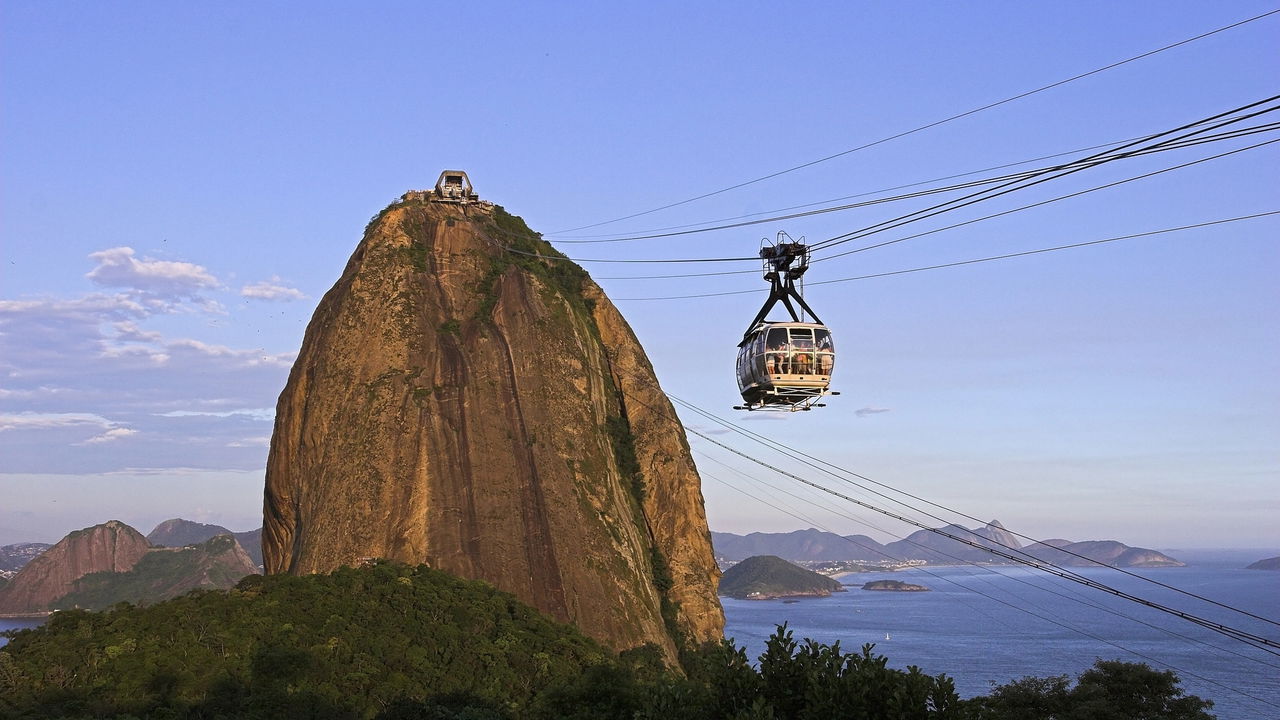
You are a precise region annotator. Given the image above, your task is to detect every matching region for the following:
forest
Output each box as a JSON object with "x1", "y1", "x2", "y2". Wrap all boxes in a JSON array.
[{"x1": 0, "y1": 562, "x2": 1213, "y2": 719}]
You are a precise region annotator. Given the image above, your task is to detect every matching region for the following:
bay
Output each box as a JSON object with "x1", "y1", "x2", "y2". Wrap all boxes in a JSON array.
[
  {"x1": 723, "y1": 562, "x2": 1279, "y2": 720},
  {"x1": 0, "y1": 617, "x2": 46, "y2": 647}
]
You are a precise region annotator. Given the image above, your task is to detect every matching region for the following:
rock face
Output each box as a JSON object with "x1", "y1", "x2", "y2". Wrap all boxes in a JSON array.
[
  {"x1": 0, "y1": 521, "x2": 150, "y2": 613},
  {"x1": 262, "y1": 196, "x2": 723, "y2": 660}
]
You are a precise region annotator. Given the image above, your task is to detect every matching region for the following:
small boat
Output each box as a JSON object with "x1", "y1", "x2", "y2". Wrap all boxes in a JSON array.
[{"x1": 884, "y1": 633, "x2": 892, "y2": 640}]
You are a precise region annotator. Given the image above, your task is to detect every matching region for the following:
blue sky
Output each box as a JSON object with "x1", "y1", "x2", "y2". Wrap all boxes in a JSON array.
[{"x1": 1, "y1": 2, "x2": 1276, "y2": 549}]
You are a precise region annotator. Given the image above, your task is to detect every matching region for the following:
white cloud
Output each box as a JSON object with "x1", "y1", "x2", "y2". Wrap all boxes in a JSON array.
[
  {"x1": 0, "y1": 412, "x2": 114, "y2": 431},
  {"x1": 241, "y1": 276, "x2": 306, "y2": 301},
  {"x1": 86, "y1": 247, "x2": 219, "y2": 295},
  {"x1": 855, "y1": 407, "x2": 892, "y2": 418},
  {"x1": 80, "y1": 427, "x2": 139, "y2": 444},
  {"x1": 159, "y1": 408, "x2": 275, "y2": 421},
  {"x1": 227, "y1": 436, "x2": 271, "y2": 448}
]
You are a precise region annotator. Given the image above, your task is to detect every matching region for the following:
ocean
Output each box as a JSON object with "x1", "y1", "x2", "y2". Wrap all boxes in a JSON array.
[{"x1": 723, "y1": 558, "x2": 1279, "y2": 720}]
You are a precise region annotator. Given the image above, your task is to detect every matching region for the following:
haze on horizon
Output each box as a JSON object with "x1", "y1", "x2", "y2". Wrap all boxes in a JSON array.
[{"x1": 1, "y1": 3, "x2": 1277, "y2": 551}]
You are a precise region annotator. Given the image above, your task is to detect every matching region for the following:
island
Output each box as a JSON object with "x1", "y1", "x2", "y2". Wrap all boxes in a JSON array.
[
  {"x1": 718, "y1": 555, "x2": 845, "y2": 600},
  {"x1": 1246, "y1": 556, "x2": 1280, "y2": 571},
  {"x1": 862, "y1": 580, "x2": 929, "y2": 592}
]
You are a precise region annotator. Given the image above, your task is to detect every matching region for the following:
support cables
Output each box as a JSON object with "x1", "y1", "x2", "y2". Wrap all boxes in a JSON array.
[
  {"x1": 806, "y1": 96, "x2": 1280, "y2": 255},
  {"x1": 696, "y1": 460, "x2": 1280, "y2": 709},
  {"x1": 494, "y1": 107, "x2": 1278, "y2": 270},
  {"x1": 672, "y1": 394, "x2": 1280, "y2": 631},
  {"x1": 683, "y1": 419, "x2": 1280, "y2": 654},
  {"x1": 607, "y1": 211, "x2": 1279, "y2": 300},
  {"x1": 696, "y1": 452, "x2": 1280, "y2": 678},
  {"x1": 550, "y1": 9, "x2": 1280, "y2": 235},
  {"x1": 551, "y1": 121, "x2": 1278, "y2": 246}
]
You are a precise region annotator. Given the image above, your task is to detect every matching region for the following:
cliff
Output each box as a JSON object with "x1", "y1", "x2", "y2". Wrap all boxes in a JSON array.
[
  {"x1": 52, "y1": 534, "x2": 260, "y2": 610},
  {"x1": 0, "y1": 521, "x2": 150, "y2": 613},
  {"x1": 262, "y1": 195, "x2": 722, "y2": 660},
  {"x1": 718, "y1": 555, "x2": 844, "y2": 599}
]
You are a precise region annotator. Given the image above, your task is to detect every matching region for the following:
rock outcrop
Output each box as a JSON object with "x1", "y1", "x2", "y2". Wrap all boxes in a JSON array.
[
  {"x1": 262, "y1": 195, "x2": 722, "y2": 660},
  {"x1": 0, "y1": 521, "x2": 150, "y2": 613}
]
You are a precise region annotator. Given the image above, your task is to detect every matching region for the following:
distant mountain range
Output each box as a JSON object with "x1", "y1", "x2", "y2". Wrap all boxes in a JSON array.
[
  {"x1": 147, "y1": 518, "x2": 262, "y2": 567},
  {"x1": 0, "y1": 518, "x2": 262, "y2": 615},
  {"x1": 712, "y1": 521, "x2": 1184, "y2": 568}
]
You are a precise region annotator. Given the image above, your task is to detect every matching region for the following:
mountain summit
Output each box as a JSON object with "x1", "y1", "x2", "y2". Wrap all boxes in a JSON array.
[{"x1": 262, "y1": 189, "x2": 723, "y2": 659}]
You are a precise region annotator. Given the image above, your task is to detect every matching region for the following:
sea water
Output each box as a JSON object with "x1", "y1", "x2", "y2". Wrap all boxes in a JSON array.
[
  {"x1": 0, "y1": 617, "x2": 45, "y2": 648},
  {"x1": 723, "y1": 561, "x2": 1279, "y2": 720}
]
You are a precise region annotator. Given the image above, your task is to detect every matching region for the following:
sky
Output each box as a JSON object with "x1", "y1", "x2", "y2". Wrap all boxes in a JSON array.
[{"x1": 1, "y1": 2, "x2": 1277, "y2": 550}]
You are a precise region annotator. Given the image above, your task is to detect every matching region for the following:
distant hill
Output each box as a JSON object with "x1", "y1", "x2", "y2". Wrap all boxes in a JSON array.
[
  {"x1": 147, "y1": 518, "x2": 235, "y2": 547},
  {"x1": 1020, "y1": 540, "x2": 1184, "y2": 568},
  {"x1": 53, "y1": 534, "x2": 260, "y2": 611},
  {"x1": 719, "y1": 555, "x2": 844, "y2": 600},
  {"x1": 713, "y1": 522, "x2": 1184, "y2": 568},
  {"x1": 711, "y1": 529, "x2": 887, "y2": 562},
  {"x1": 1246, "y1": 556, "x2": 1280, "y2": 570},
  {"x1": 0, "y1": 521, "x2": 151, "y2": 614},
  {"x1": 0, "y1": 543, "x2": 52, "y2": 573},
  {"x1": 146, "y1": 518, "x2": 262, "y2": 568}
]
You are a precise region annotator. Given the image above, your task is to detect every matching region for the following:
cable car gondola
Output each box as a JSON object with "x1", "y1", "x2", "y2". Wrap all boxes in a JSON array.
[{"x1": 734, "y1": 233, "x2": 839, "y2": 412}]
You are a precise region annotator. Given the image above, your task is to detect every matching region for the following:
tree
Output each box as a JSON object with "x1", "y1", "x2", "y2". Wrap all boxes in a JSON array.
[{"x1": 972, "y1": 659, "x2": 1214, "y2": 720}]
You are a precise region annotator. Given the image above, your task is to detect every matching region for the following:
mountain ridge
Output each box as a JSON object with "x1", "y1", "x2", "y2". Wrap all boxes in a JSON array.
[{"x1": 713, "y1": 522, "x2": 1183, "y2": 568}]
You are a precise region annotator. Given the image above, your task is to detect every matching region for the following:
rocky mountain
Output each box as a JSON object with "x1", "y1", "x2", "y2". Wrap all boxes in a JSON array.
[
  {"x1": 145, "y1": 519, "x2": 262, "y2": 568},
  {"x1": 147, "y1": 518, "x2": 235, "y2": 547},
  {"x1": 711, "y1": 529, "x2": 887, "y2": 562},
  {"x1": 883, "y1": 520, "x2": 1022, "y2": 564},
  {"x1": 718, "y1": 555, "x2": 844, "y2": 599},
  {"x1": 262, "y1": 193, "x2": 722, "y2": 661},
  {"x1": 1019, "y1": 540, "x2": 1184, "y2": 568},
  {"x1": 0, "y1": 521, "x2": 150, "y2": 613},
  {"x1": 0, "y1": 543, "x2": 51, "y2": 573},
  {"x1": 1246, "y1": 556, "x2": 1280, "y2": 570},
  {"x1": 52, "y1": 534, "x2": 259, "y2": 611}
]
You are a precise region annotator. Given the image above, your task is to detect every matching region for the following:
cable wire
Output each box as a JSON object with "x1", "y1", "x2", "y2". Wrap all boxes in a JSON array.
[
  {"x1": 608, "y1": 211, "x2": 1279, "y2": 300},
  {"x1": 550, "y1": 9, "x2": 1280, "y2": 234},
  {"x1": 675, "y1": 395, "x2": 1280, "y2": 631}
]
